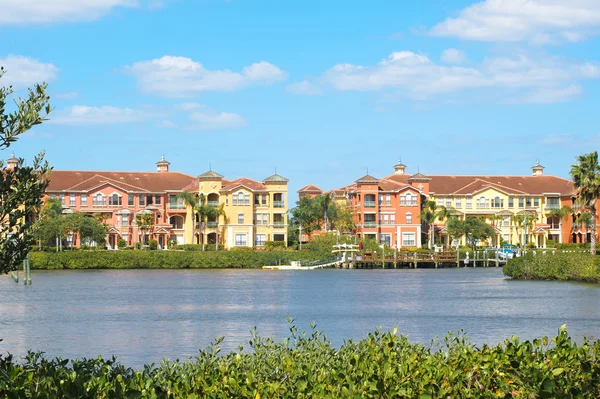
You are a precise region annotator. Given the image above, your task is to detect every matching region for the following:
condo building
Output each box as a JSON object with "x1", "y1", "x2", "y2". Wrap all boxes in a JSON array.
[
  {"x1": 40, "y1": 157, "x2": 288, "y2": 249},
  {"x1": 301, "y1": 161, "x2": 586, "y2": 248}
]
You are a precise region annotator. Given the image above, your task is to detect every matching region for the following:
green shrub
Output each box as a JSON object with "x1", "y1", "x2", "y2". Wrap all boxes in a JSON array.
[
  {"x1": 503, "y1": 252, "x2": 600, "y2": 283},
  {"x1": 28, "y1": 250, "x2": 325, "y2": 270},
  {"x1": 264, "y1": 241, "x2": 286, "y2": 251},
  {"x1": 134, "y1": 242, "x2": 141, "y2": 250},
  {"x1": 1, "y1": 324, "x2": 599, "y2": 398},
  {"x1": 148, "y1": 240, "x2": 158, "y2": 250},
  {"x1": 117, "y1": 239, "x2": 127, "y2": 249}
]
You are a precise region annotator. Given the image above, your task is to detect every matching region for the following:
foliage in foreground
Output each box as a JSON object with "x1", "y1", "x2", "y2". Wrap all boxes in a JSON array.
[
  {"x1": 28, "y1": 250, "x2": 326, "y2": 270},
  {"x1": 0, "y1": 67, "x2": 52, "y2": 274},
  {"x1": 503, "y1": 253, "x2": 600, "y2": 283},
  {"x1": 1, "y1": 324, "x2": 600, "y2": 398}
]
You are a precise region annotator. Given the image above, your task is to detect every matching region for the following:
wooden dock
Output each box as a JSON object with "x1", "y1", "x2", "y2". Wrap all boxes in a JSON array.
[{"x1": 346, "y1": 250, "x2": 507, "y2": 269}]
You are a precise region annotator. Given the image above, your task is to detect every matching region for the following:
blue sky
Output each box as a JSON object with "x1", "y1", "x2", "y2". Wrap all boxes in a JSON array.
[{"x1": 2, "y1": 0, "x2": 600, "y2": 196}]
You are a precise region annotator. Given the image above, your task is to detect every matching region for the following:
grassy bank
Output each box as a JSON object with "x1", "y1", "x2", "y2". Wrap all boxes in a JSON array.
[
  {"x1": 1, "y1": 325, "x2": 599, "y2": 398},
  {"x1": 503, "y1": 252, "x2": 600, "y2": 283},
  {"x1": 29, "y1": 250, "x2": 326, "y2": 270}
]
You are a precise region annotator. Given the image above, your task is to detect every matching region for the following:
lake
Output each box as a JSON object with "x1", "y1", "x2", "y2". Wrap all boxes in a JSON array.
[{"x1": 1, "y1": 268, "x2": 599, "y2": 367}]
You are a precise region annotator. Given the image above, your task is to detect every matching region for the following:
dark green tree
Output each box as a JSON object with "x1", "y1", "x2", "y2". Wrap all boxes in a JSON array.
[
  {"x1": 0, "y1": 67, "x2": 52, "y2": 273},
  {"x1": 570, "y1": 151, "x2": 600, "y2": 254}
]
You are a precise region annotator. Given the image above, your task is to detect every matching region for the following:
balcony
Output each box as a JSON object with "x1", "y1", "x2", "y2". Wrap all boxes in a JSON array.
[
  {"x1": 364, "y1": 201, "x2": 376, "y2": 208},
  {"x1": 545, "y1": 204, "x2": 560, "y2": 210},
  {"x1": 273, "y1": 201, "x2": 285, "y2": 208},
  {"x1": 168, "y1": 203, "x2": 186, "y2": 210},
  {"x1": 273, "y1": 221, "x2": 285, "y2": 228},
  {"x1": 207, "y1": 201, "x2": 219, "y2": 207},
  {"x1": 363, "y1": 222, "x2": 377, "y2": 228},
  {"x1": 207, "y1": 221, "x2": 218, "y2": 228}
]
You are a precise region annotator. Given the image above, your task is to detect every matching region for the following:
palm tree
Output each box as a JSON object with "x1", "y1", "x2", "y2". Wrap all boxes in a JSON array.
[
  {"x1": 210, "y1": 203, "x2": 227, "y2": 250},
  {"x1": 420, "y1": 200, "x2": 437, "y2": 249},
  {"x1": 136, "y1": 212, "x2": 154, "y2": 247},
  {"x1": 548, "y1": 205, "x2": 573, "y2": 242},
  {"x1": 314, "y1": 194, "x2": 334, "y2": 232},
  {"x1": 420, "y1": 201, "x2": 453, "y2": 248},
  {"x1": 570, "y1": 151, "x2": 600, "y2": 254},
  {"x1": 178, "y1": 192, "x2": 199, "y2": 245}
]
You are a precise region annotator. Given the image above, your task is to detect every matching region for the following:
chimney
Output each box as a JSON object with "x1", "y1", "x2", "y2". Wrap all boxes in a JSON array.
[
  {"x1": 531, "y1": 160, "x2": 544, "y2": 176},
  {"x1": 393, "y1": 160, "x2": 406, "y2": 175},
  {"x1": 6, "y1": 153, "x2": 19, "y2": 170},
  {"x1": 156, "y1": 155, "x2": 170, "y2": 173}
]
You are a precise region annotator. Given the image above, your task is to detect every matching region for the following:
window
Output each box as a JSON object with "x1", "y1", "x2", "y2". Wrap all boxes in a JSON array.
[
  {"x1": 146, "y1": 195, "x2": 154, "y2": 205},
  {"x1": 400, "y1": 196, "x2": 406, "y2": 206},
  {"x1": 50, "y1": 193, "x2": 56, "y2": 199},
  {"x1": 254, "y1": 213, "x2": 268, "y2": 225},
  {"x1": 455, "y1": 197, "x2": 462, "y2": 208},
  {"x1": 386, "y1": 194, "x2": 391, "y2": 206},
  {"x1": 262, "y1": 194, "x2": 268, "y2": 205},
  {"x1": 94, "y1": 193, "x2": 105, "y2": 207},
  {"x1": 503, "y1": 233, "x2": 510, "y2": 243},
  {"x1": 518, "y1": 197, "x2": 524, "y2": 208},
  {"x1": 445, "y1": 197, "x2": 452, "y2": 207},
  {"x1": 139, "y1": 194, "x2": 145, "y2": 206},
  {"x1": 379, "y1": 234, "x2": 391, "y2": 246},
  {"x1": 406, "y1": 213, "x2": 412, "y2": 224},
  {"x1": 390, "y1": 214, "x2": 395, "y2": 224},
  {"x1": 109, "y1": 193, "x2": 122, "y2": 206},
  {"x1": 508, "y1": 197, "x2": 514, "y2": 208},
  {"x1": 273, "y1": 234, "x2": 286, "y2": 242},
  {"x1": 81, "y1": 194, "x2": 87, "y2": 207},
  {"x1": 122, "y1": 214, "x2": 129, "y2": 226},
  {"x1": 233, "y1": 192, "x2": 244, "y2": 205},
  {"x1": 235, "y1": 234, "x2": 247, "y2": 246},
  {"x1": 437, "y1": 197, "x2": 444, "y2": 206},
  {"x1": 493, "y1": 197, "x2": 502, "y2": 208},
  {"x1": 526, "y1": 197, "x2": 532, "y2": 207},
  {"x1": 547, "y1": 197, "x2": 560, "y2": 209},
  {"x1": 533, "y1": 197, "x2": 539, "y2": 207},
  {"x1": 379, "y1": 194, "x2": 384, "y2": 206},
  {"x1": 155, "y1": 195, "x2": 161, "y2": 205},
  {"x1": 60, "y1": 193, "x2": 65, "y2": 204},
  {"x1": 466, "y1": 197, "x2": 472, "y2": 209},
  {"x1": 69, "y1": 194, "x2": 76, "y2": 206},
  {"x1": 238, "y1": 213, "x2": 244, "y2": 224},
  {"x1": 255, "y1": 234, "x2": 266, "y2": 246},
  {"x1": 128, "y1": 194, "x2": 134, "y2": 206},
  {"x1": 478, "y1": 196, "x2": 487, "y2": 209},
  {"x1": 504, "y1": 216, "x2": 510, "y2": 227},
  {"x1": 402, "y1": 233, "x2": 416, "y2": 246}
]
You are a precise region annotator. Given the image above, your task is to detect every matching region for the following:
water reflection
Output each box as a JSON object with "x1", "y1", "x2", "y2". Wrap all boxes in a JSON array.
[{"x1": 1, "y1": 268, "x2": 599, "y2": 367}]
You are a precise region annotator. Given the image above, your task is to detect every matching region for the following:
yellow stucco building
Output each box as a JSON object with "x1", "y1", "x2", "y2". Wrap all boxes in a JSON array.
[{"x1": 185, "y1": 170, "x2": 289, "y2": 249}]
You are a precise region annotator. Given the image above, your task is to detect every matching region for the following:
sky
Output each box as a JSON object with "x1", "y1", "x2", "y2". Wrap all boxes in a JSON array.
[{"x1": 2, "y1": 0, "x2": 600, "y2": 197}]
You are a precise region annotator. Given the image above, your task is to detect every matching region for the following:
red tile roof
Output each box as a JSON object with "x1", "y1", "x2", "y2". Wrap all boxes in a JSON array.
[
  {"x1": 46, "y1": 170, "x2": 197, "y2": 193},
  {"x1": 298, "y1": 184, "x2": 323, "y2": 193},
  {"x1": 220, "y1": 177, "x2": 267, "y2": 192}
]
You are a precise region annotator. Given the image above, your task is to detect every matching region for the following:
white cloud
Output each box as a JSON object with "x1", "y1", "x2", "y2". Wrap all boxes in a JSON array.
[
  {"x1": 50, "y1": 103, "x2": 246, "y2": 131},
  {"x1": 440, "y1": 48, "x2": 469, "y2": 65},
  {"x1": 0, "y1": 0, "x2": 162, "y2": 25},
  {"x1": 285, "y1": 80, "x2": 324, "y2": 95},
  {"x1": 126, "y1": 56, "x2": 288, "y2": 97},
  {"x1": 430, "y1": 0, "x2": 600, "y2": 43},
  {"x1": 323, "y1": 51, "x2": 600, "y2": 103},
  {"x1": 177, "y1": 103, "x2": 246, "y2": 131},
  {"x1": 0, "y1": 55, "x2": 59, "y2": 89},
  {"x1": 50, "y1": 106, "x2": 149, "y2": 125}
]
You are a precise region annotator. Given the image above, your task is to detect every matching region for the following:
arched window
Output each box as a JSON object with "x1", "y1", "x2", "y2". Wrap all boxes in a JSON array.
[
  {"x1": 494, "y1": 196, "x2": 501, "y2": 208},
  {"x1": 479, "y1": 196, "x2": 486, "y2": 208}
]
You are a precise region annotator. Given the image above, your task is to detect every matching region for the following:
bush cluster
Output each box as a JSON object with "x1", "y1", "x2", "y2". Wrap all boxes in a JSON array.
[
  {"x1": 503, "y1": 253, "x2": 600, "y2": 283},
  {"x1": 1, "y1": 324, "x2": 599, "y2": 398},
  {"x1": 28, "y1": 250, "x2": 325, "y2": 270}
]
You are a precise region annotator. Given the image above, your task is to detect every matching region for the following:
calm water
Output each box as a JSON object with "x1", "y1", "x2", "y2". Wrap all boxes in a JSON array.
[{"x1": 1, "y1": 268, "x2": 599, "y2": 367}]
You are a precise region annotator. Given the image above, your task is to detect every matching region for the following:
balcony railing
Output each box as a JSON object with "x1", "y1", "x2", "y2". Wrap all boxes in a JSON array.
[
  {"x1": 273, "y1": 201, "x2": 285, "y2": 208},
  {"x1": 363, "y1": 222, "x2": 377, "y2": 228},
  {"x1": 207, "y1": 201, "x2": 219, "y2": 207},
  {"x1": 207, "y1": 221, "x2": 218, "y2": 228},
  {"x1": 273, "y1": 222, "x2": 285, "y2": 228},
  {"x1": 546, "y1": 204, "x2": 560, "y2": 210},
  {"x1": 168, "y1": 203, "x2": 186, "y2": 210},
  {"x1": 364, "y1": 201, "x2": 376, "y2": 208}
]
